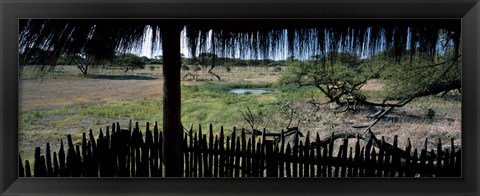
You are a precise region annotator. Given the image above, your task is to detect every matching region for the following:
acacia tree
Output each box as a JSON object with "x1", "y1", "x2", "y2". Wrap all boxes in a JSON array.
[
  {"x1": 279, "y1": 52, "x2": 378, "y2": 105},
  {"x1": 113, "y1": 53, "x2": 147, "y2": 72},
  {"x1": 379, "y1": 50, "x2": 461, "y2": 101},
  {"x1": 197, "y1": 52, "x2": 221, "y2": 80},
  {"x1": 279, "y1": 28, "x2": 461, "y2": 111},
  {"x1": 150, "y1": 55, "x2": 163, "y2": 64},
  {"x1": 68, "y1": 54, "x2": 100, "y2": 75}
]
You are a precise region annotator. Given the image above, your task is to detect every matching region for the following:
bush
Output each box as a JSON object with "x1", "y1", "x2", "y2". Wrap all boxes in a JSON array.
[
  {"x1": 149, "y1": 65, "x2": 156, "y2": 71},
  {"x1": 426, "y1": 108, "x2": 436, "y2": 120},
  {"x1": 181, "y1": 64, "x2": 190, "y2": 71}
]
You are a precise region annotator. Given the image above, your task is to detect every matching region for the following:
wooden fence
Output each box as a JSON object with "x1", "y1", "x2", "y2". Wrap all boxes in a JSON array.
[{"x1": 19, "y1": 121, "x2": 461, "y2": 177}]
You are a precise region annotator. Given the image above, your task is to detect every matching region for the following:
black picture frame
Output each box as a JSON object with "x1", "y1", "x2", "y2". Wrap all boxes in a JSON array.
[{"x1": 1, "y1": 0, "x2": 479, "y2": 195}]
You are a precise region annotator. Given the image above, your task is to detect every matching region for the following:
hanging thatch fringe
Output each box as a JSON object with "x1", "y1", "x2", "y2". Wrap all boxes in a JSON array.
[{"x1": 19, "y1": 19, "x2": 460, "y2": 65}]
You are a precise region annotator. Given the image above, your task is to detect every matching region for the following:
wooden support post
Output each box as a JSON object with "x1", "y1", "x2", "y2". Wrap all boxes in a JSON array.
[{"x1": 162, "y1": 25, "x2": 183, "y2": 177}]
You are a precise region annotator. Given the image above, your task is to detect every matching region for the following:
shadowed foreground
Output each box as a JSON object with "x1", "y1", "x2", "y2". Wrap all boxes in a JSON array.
[{"x1": 19, "y1": 121, "x2": 461, "y2": 178}]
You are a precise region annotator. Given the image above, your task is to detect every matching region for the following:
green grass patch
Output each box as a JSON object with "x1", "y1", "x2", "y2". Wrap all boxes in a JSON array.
[
  {"x1": 77, "y1": 99, "x2": 163, "y2": 120},
  {"x1": 181, "y1": 82, "x2": 280, "y2": 129}
]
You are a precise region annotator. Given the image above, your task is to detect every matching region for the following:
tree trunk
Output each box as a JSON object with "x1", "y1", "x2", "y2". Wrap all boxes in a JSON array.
[{"x1": 162, "y1": 26, "x2": 183, "y2": 177}]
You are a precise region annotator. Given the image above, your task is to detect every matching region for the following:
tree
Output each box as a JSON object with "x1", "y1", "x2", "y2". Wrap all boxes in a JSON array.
[
  {"x1": 279, "y1": 52, "x2": 376, "y2": 105},
  {"x1": 150, "y1": 55, "x2": 163, "y2": 64},
  {"x1": 197, "y1": 52, "x2": 221, "y2": 80},
  {"x1": 113, "y1": 53, "x2": 147, "y2": 72},
  {"x1": 140, "y1": 56, "x2": 151, "y2": 64},
  {"x1": 69, "y1": 53, "x2": 104, "y2": 75},
  {"x1": 280, "y1": 38, "x2": 461, "y2": 111},
  {"x1": 379, "y1": 49, "x2": 461, "y2": 101}
]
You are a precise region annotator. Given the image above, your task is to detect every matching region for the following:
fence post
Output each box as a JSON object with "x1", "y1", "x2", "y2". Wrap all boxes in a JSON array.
[
  {"x1": 209, "y1": 124, "x2": 215, "y2": 177},
  {"x1": 371, "y1": 148, "x2": 377, "y2": 177},
  {"x1": 193, "y1": 133, "x2": 199, "y2": 177},
  {"x1": 46, "y1": 143, "x2": 53, "y2": 177},
  {"x1": 89, "y1": 129, "x2": 97, "y2": 156},
  {"x1": 214, "y1": 136, "x2": 220, "y2": 177},
  {"x1": 454, "y1": 148, "x2": 461, "y2": 177},
  {"x1": 25, "y1": 160, "x2": 32, "y2": 177},
  {"x1": 34, "y1": 147, "x2": 46, "y2": 177},
  {"x1": 184, "y1": 133, "x2": 190, "y2": 177},
  {"x1": 334, "y1": 145, "x2": 343, "y2": 177},
  {"x1": 322, "y1": 142, "x2": 328, "y2": 177},
  {"x1": 304, "y1": 132, "x2": 310, "y2": 177},
  {"x1": 153, "y1": 121, "x2": 160, "y2": 177},
  {"x1": 449, "y1": 138, "x2": 455, "y2": 169},
  {"x1": 219, "y1": 128, "x2": 225, "y2": 177},
  {"x1": 412, "y1": 149, "x2": 419, "y2": 177},
  {"x1": 234, "y1": 137, "x2": 241, "y2": 177},
  {"x1": 449, "y1": 138, "x2": 458, "y2": 176},
  {"x1": 340, "y1": 136, "x2": 348, "y2": 177},
  {"x1": 436, "y1": 138, "x2": 442, "y2": 177},
  {"x1": 292, "y1": 132, "x2": 299, "y2": 177},
  {"x1": 82, "y1": 132, "x2": 87, "y2": 159},
  {"x1": 359, "y1": 147, "x2": 365, "y2": 177},
  {"x1": 327, "y1": 133, "x2": 334, "y2": 177},
  {"x1": 256, "y1": 141, "x2": 263, "y2": 177},
  {"x1": 364, "y1": 138, "x2": 372, "y2": 177},
  {"x1": 348, "y1": 147, "x2": 353, "y2": 177},
  {"x1": 419, "y1": 138, "x2": 428, "y2": 177},
  {"x1": 377, "y1": 137, "x2": 385, "y2": 177},
  {"x1": 19, "y1": 155, "x2": 24, "y2": 177},
  {"x1": 202, "y1": 135, "x2": 210, "y2": 177},
  {"x1": 405, "y1": 138, "x2": 413, "y2": 177},
  {"x1": 315, "y1": 133, "x2": 322, "y2": 177},
  {"x1": 298, "y1": 141, "x2": 303, "y2": 177},
  {"x1": 241, "y1": 129, "x2": 247, "y2": 177},
  {"x1": 265, "y1": 140, "x2": 277, "y2": 177},
  {"x1": 285, "y1": 144, "x2": 292, "y2": 177},
  {"x1": 225, "y1": 135, "x2": 231, "y2": 177},
  {"x1": 427, "y1": 149, "x2": 435, "y2": 177},
  {"x1": 145, "y1": 122, "x2": 154, "y2": 177},
  {"x1": 188, "y1": 126, "x2": 194, "y2": 177},
  {"x1": 246, "y1": 138, "x2": 252, "y2": 177},
  {"x1": 309, "y1": 142, "x2": 315, "y2": 177},
  {"x1": 279, "y1": 129, "x2": 286, "y2": 177},
  {"x1": 159, "y1": 124, "x2": 165, "y2": 176},
  {"x1": 229, "y1": 129, "x2": 236, "y2": 177},
  {"x1": 353, "y1": 137, "x2": 361, "y2": 177},
  {"x1": 58, "y1": 139, "x2": 66, "y2": 177}
]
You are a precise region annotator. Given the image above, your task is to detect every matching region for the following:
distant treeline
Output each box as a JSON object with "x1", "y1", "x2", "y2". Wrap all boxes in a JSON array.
[{"x1": 20, "y1": 49, "x2": 291, "y2": 68}]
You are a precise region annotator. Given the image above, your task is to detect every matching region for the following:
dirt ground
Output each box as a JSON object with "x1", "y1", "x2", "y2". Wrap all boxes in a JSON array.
[{"x1": 20, "y1": 78, "x2": 164, "y2": 111}]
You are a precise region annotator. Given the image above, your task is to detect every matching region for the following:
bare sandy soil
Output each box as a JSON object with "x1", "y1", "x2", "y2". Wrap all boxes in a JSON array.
[{"x1": 20, "y1": 77, "x2": 165, "y2": 111}]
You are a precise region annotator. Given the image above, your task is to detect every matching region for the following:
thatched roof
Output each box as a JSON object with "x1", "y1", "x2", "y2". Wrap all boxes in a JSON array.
[{"x1": 19, "y1": 19, "x2": 460, "y2": 63}]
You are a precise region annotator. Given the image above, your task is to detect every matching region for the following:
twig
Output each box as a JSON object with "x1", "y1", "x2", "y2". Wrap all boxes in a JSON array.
[{"x1": 360, "y1": 97, "x2": 415, "y2": 134}]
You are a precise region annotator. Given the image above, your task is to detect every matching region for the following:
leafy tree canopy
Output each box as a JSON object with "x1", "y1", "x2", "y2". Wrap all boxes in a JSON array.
[
  {"x1": 112, "y1": 53, "x2": 147, "y2": 72},
  {"x1": 279, "y1": 52, "x2": 376, "y2": 104},
  {"x1": 378, "y1": 48, "x2": 461, "y2": 100}
]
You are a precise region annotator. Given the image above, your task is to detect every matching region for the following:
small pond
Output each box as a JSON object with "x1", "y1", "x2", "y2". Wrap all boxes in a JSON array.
[{"x1": 229, "y1": 89, "x2": 273, "y2": 94}]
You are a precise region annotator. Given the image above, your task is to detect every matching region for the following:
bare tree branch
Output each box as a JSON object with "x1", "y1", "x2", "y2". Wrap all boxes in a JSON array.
[{"x1": 359, "y1": 97, "x2": 415, "y2": 134}]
